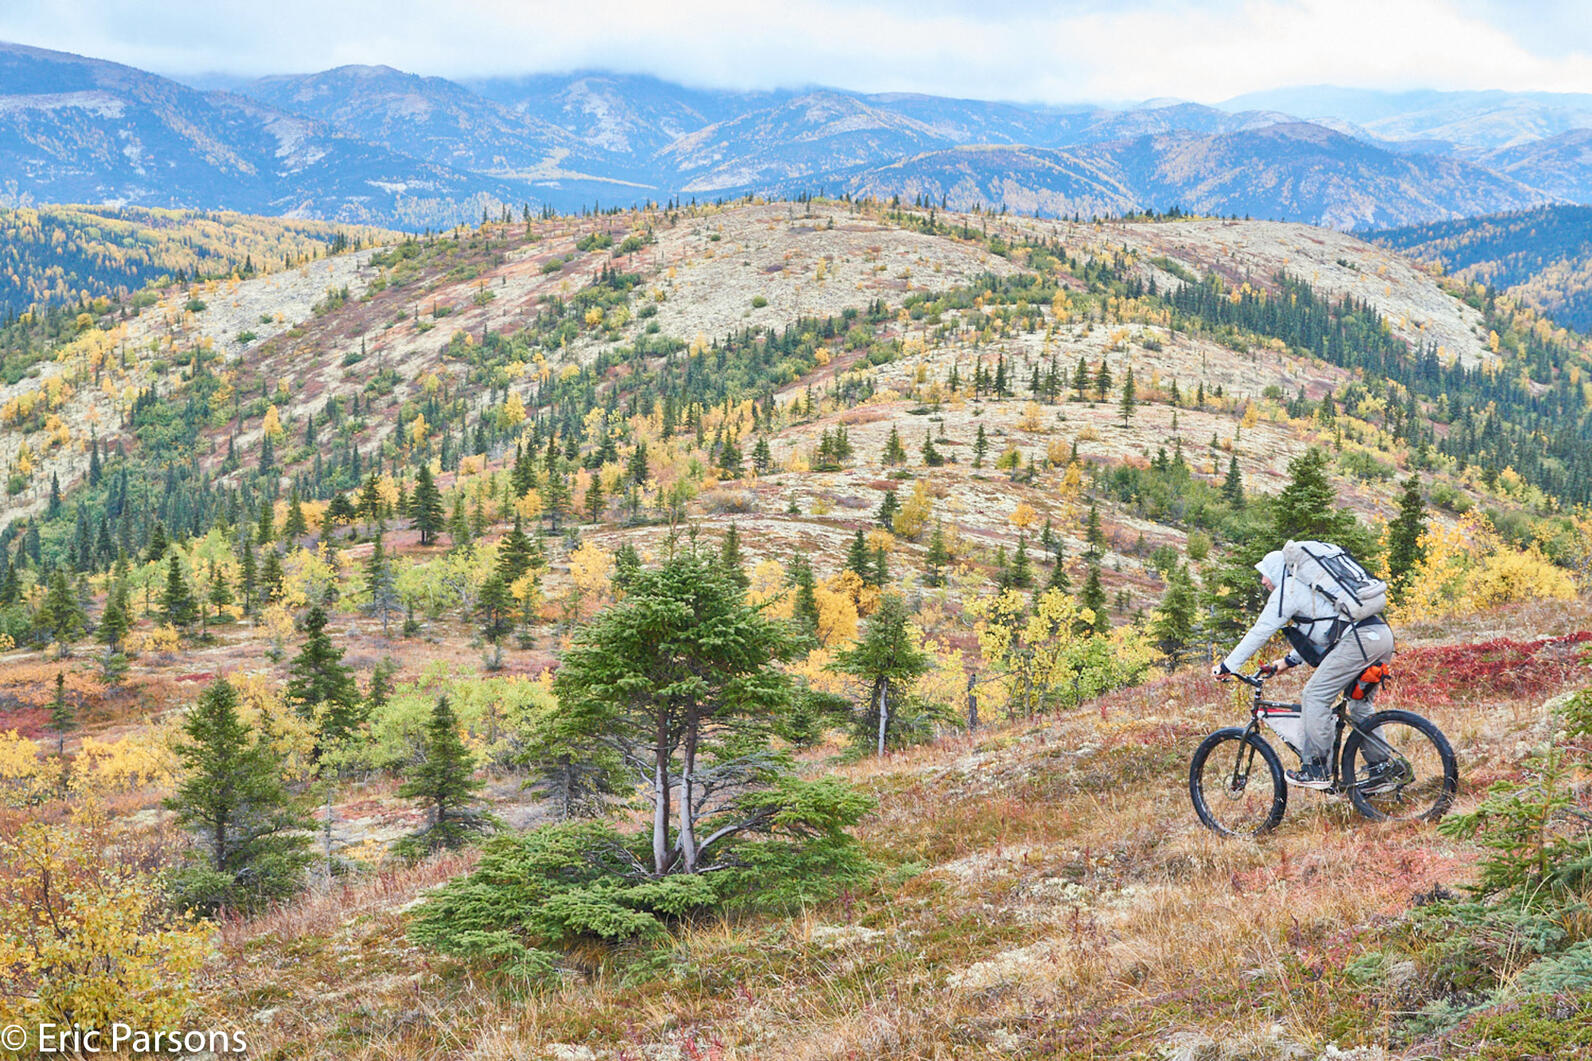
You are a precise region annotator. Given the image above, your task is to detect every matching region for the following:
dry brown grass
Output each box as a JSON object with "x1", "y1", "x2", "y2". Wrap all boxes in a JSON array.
[{"x1": 185, "y1": 598, "x2": 1592, "y2": 1059}]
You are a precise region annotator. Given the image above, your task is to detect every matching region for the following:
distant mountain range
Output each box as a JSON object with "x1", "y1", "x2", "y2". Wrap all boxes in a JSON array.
[{"x1": 3, "y1": 41, "x2": 1592, "y2": 230}]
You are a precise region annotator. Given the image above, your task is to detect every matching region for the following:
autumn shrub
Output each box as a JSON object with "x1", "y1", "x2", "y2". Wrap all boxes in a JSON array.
[
  {"x1": 0, "y1": 808, "x2": 209, "y2": 1036},
  {"x1": 1396, "y1": 512, "x2": 1576, "y2": 623}
]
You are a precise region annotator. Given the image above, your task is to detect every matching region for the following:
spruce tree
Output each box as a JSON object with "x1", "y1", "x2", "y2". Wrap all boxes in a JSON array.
[
  {"x1": 478, "y1": 573, "x2": 516, "y2": 647},
  {"x1": 832, "y1": 594, "x2": 931, "y2": 755},
  {"x1": 160, "y1": 555, "x2": 198, "y2": 632},
  {"x1": 396, "y1": 697, "x2": 491, "y2": 856},
  {"x1": 882, "y1": 426, "x2": 908, "y2": 465},
  {"x1": 98, "y1": 579, "x2": 131, "y2": 653},
  {"x1": 1080, "y1": 565, "x2": 1109, "y2": 634},
  {"x1": 48, "y1": 671, "x2": 75, "y2": 756},
  {"x1": 282, "y1": 488, "x2": 309, "y2": 540},
  {"x1": 876, "y1": 488, "x2": 900, "y2": 527},
  {"x1": 789, "y1": 553, "x2": 820, "y2": 637},
  {"x1": 41, "y1": 567, "x2": 86, "y2": 654},
  {"x1": 166, "y1": 678, "x2": 312, "y2": 914},
  {"x1": 286, "y1": 606, "x2": 362, "y2": 751},
  {"x1": 1221, "y1": 454, "x2": 1245, "y2": 507},
  {"x1": 1151, "y1": 564, "x2": 1198, "y2": 669},
  {"x1": 973, "y1": 424, "x2": 989, "y2": 468},
  {"x1": 1386, "y1": 474, "x2": 1428, "y2": 601},
  {"x1": 719, "y1": 525, "x2": 749, "y2": 588},
  {"x1": 410, "y1": 465, "x2": 445, "y2": 545},
  {"x1": 1009, "y1": 535, "x2": 1034, "y2": 589},
  {"x1": 845, "y1": 527, "x2": 873, "y2": 581},
  {"x1": 1120, "y1": 365, "x2": 1136, "y2": 424}
]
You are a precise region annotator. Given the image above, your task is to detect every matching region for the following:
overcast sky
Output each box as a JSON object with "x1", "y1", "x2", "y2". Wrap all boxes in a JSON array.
[{"x1": 2, "y1": 0, "x2": 1590, "y2": 103}]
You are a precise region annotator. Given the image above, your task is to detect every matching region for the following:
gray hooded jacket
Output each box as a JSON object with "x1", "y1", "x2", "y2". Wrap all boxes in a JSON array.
[{"x1": 1221, "y1": 550, "x2": 1345, "y2": 673}]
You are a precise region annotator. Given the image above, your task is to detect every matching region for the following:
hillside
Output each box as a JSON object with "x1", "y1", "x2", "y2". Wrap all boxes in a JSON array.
[
  {"x1": 1374, "y1": 204, "x2": 1592, "y2": 333},
  {"x1": 2, "y1": 201, "x2": 1592, "y2": 1058},
  {"x1": 0, "y1": 203, "x2": 395, "y2": 319}
]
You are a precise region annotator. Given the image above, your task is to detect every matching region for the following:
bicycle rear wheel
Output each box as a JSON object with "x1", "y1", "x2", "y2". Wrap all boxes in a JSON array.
[
  {"x1": 1189, "y1": 727, "x2": 1287, "y2": 837},
  {"x1": 1341, "y1": 710, "x2": 1458, "y2": 823}
]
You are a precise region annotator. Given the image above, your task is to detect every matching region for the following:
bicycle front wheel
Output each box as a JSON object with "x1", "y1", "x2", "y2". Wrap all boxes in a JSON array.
[
  {"x1": 1189, "y1": 727, "x2": 1287, "y2": 837},
  {"x1": 1341, "y1": 710, "x2": 1458, "y2": 823}
]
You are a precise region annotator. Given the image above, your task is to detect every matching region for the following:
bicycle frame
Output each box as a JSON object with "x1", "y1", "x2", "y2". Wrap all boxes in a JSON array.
[{"x1": 1229, "y1": 671, "x2": 1398, "y2": 792}]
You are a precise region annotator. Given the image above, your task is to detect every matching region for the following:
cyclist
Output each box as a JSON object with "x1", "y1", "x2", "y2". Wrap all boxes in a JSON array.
[{"x1": 1210, "y1": 548, "x2": 1395, "y2": 789}]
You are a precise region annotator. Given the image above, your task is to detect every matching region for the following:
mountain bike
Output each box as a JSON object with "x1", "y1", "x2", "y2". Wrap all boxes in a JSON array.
[{"x1": 1188, "y1": 670, "x2": 1458, "y2": 837}]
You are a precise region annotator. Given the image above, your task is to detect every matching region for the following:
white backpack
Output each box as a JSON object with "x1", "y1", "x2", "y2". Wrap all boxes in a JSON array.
[{"x1": 1281, "y1": 540, "x2": 1387, "y2": 623}]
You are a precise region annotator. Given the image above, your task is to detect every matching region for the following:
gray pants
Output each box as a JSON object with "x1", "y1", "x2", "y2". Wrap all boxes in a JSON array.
[{"x1": 1299, "y1": 619, "x2": 1395, "y2": 765}]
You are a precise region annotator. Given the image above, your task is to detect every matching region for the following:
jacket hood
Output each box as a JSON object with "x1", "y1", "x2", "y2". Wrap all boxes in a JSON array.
[{"x1": 1255, "y1": 550, "x2": 1286, "y2": 586}]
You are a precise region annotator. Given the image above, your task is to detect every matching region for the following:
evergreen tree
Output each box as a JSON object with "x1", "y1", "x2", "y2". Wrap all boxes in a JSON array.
[
  {"x1": 146, "y1": 521, "x2": 170, "y2": 563},
  {"x1": 973, "y1": 424, "x2": 989, "y2": 468},
  {"x1": 1009, "y1": 535, "x2": 1034, "y2": 589},
  {"x1": 584, "y1": 474, "x2": 605, "y2": 523},
  {"x1": 1151, "y1": 564, "x2": 1198, "y2": 669},
  {"x1": 396, "y1": 697, "x2": 492, "y2": 856},
  {"x1": 98, "y1": 579, "x2": 131, "y2": 653},
  {"x1": 719, "y1": 525, "x2": 749, "y2": 588},
  {"x1": 922, "y1": 432, "x2": 945, "y2": 467},
  {"x1": 410, "y1": 465, "x2": 445, "y2": 546},
  {"x1": 477, "y1": 573, "x2": 516, "y2": 646},
  {"x1": 789, "y1": 552, "x2": 820, "y2": 637},
  {"x1": 1094, "y1": 359, "x2": 1113, "y2": 401},
  {"x1": 876, "y1": 488, "x2": 900, "y2": 527},
  {"x1": 845, "y1": 527, "x2": 873, "y2": 582},
  {"x1": 364, "y1": 528, "x2": 400, "y2": 636},
  {"x1": 1386, "y1": 474, "x2": 1428, "y2": 601},
  {"x1": 160, "y1": 555, "x2": 198, "y2": 632},
  {"x1": 238, "y1": 537, "x2": 258, "y2": 615},
  {"x1": 286, "y1": 606, "x2": 362, "y2": 751},
  {"x1": 282, "y1": 488, "x2": 309, "y2": 540},
  {"x1": 882, "y1": 426, "x2": 908, "y2": 465},
  {"x1": 751, "y1": 436, "x2": 774, "y2": 475},
  {"x1": 549, "y1": 549, "x2": 804, "y2": 875},
  {"x1": 255, "y1": 498, "x2": 274, "y2": 546},
  {"x1": 40, "y1": 567, "x2": 86, "y2": 654},
  {"x1": 1080, "y1": 565, "x2": 1110, "y2": 634},
  {"x1": 48, "y1": 671, "x2": 75, "y2": 756},
  {"x1": 165, "y1": 678, "x2": 312, "y2": 915},
  {"x1": 832, "y1": 594, "x2": 931, "y2": 755},
  {"x1": 717, "y1": 437, "x2": 743, "y2": 477},
  {"x1": 261, "y1": 548, "x2": 285, "y2": 602},
  {"x1": 206, "y1": 559, "x2": 234, "y2": 626},
  {"x1": 1221, "y1": 454, "x2": 1245, "y2": 507},
  {"x1": 1119, "y1": 365, "x2": 1136, "y2": 424},
  {"x1": 496, "y1": 517, "x2": 538, "y2": 583}
]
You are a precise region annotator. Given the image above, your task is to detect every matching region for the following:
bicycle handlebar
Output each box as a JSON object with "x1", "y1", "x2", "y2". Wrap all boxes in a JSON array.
[{"x1": 1230, "y1": 671, "x2": 1264, "y2": 688}]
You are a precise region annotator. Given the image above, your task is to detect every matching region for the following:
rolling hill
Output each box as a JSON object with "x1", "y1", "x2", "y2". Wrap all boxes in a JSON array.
[{"x1": 1, "y1": 200, "x2": 1591, "y2": 1058}]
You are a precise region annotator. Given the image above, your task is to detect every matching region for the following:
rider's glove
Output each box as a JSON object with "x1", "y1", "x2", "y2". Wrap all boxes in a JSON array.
[{"x1": 1211, "y1": 661, "x2": 1231, "y2": 680}]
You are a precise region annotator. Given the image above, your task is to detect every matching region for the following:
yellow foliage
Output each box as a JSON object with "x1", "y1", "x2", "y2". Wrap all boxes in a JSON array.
[
  {"x1": 261, "y1": 403, "x2": 283, "y2": 440},
  {"x1": 1396, "y1": 512, "x2": 1576, "y2": 622},
  {"x1": 1010, "y1": 501, "x2": 1038, "y2": 531},
  {"x1": 127, "y1": 625, "x2": 180, "y2": 656},
  {"x1": 72, "y1": 732, "x2": 177, "y2": 793},
  {"x1": 892, "y1": 480, "x2": 933, "y2": 541},
  {"x1": 0, "y1": 810, "x2": 210, "y2": 1033},
  {"x1": 1018, "y1": 401, "x2": 1045, "y2": 431},
  {"x1": 0, "y1": 731, "x2": 49, "y2": 806},
  {"x1": 747, "y1": 559, "x2": 792, "y2": 619},
  {"x1": 813, "y1": 583, "x2": 859, "y2": 647}
]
